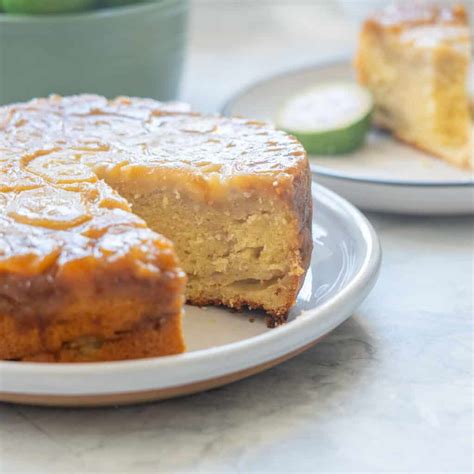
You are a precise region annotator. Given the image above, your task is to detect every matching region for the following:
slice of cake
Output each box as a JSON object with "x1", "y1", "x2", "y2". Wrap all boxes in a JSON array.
[
  {"x1": 0, "y1": 95, "x2": 312, "y2": 362},
  {"x1": 355, "y1": 3, "x2": 473, "y2": 169},
  {"x1": 0, "y1": 169, "x2": 187, "y2": 362}
]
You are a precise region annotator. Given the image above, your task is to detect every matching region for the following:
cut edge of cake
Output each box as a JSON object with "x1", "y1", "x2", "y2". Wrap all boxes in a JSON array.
[{"x1": 115, "y1": 153, "x2": 313, "y2": 328}]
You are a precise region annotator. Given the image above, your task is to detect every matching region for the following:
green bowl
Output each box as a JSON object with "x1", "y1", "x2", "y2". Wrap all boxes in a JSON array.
[{"x1": 0, "y1": 0, "x2": 189, "y2": 105}]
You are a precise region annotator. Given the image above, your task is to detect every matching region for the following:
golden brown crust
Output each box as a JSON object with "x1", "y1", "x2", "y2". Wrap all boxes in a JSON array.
[
  {"x1": 19, "y1": 315, "x2": 184, "y2": 362},
  {"x1": 0, "y1": 263, "x2": 186, "y2": 361},
  {"x1": 364, "y1": 2, "x2": 467, "y2": 31},
  {"x1": 289, "y1": 150, "x2": 313, "y2": 296}
]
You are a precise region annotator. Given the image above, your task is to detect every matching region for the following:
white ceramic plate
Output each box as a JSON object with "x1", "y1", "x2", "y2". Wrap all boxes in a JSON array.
[
  {"x1": 0, "y1": 185, "x2": 381, "y2": 407},
  {"x1": 223, "y1": 60, "x2": 474, "y2": 215}
]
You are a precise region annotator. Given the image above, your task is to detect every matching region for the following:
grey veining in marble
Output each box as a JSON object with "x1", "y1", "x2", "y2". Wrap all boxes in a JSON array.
[{"x1": 0, "y1": 2, "x2": 473, "y2": 473}]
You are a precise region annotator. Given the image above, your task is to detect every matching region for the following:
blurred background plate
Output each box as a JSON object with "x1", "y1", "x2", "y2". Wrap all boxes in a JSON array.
[
  {"x1": 0, "y1": 184, "x2": 380, "y2": 406},
  {"x1": 223, "y1": 60, "x2": 474, "y2": 215},
  {"x1": 0, "y1": 0, "x2": 189, "y2": 104}
]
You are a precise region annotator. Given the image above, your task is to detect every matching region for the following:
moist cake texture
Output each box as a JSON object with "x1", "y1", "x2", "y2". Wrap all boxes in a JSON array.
[
  {"x1": 0, "y1": 94, "x2": 312, "y2": 361},
  {"x1": 355, "y1": 3, "x2": 473, "y2": 169}
]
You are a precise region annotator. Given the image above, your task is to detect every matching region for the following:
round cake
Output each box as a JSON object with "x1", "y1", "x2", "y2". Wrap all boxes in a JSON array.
[{"x1": 0, "y1": 95, "x2": 312, "y2": 362}]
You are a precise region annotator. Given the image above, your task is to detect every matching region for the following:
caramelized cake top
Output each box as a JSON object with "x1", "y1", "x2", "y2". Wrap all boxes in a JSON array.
[
  {"x1": 0, "y1": 94, "x2": 307, "y2": 277},
  {"x1": 0, "y1": 95, "x2": 305, "y2": 179},
  {"x1": 367, "y1": 2, "x2": 468, "y2": 30},
  {"x1": 363, "y1": 3, "x2": 471, "y2": 55}
]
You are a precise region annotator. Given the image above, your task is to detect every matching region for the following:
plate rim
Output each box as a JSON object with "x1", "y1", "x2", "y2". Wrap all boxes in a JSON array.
[
  {"x1": 0, "y1": 339, "x2": 322, "y2": 406},
  {"x1": 0, "y1": 184, "x2": 381, "y2": 398},
  {"x1": 221, "y1": 58, "x2": 474, "y2": 189}
]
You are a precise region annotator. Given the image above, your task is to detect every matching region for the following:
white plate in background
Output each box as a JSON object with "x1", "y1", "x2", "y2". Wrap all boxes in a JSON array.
[
  {"x1": 223, "y1": 60, "x2": 474, "y2": 215},
  {"x1": 0, "y1": 184, "x2": 381, "y2": 407}
]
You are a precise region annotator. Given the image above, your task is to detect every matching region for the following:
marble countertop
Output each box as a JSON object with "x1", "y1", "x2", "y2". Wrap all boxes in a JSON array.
[{"x1": 1, "y1": 2, "x2": 472, "y2": 472}]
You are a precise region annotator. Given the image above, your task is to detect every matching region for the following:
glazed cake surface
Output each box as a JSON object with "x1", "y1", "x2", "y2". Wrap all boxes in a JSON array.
[
  {"x1": 0, "y1": 94, "x2": 312, "y2": 361},
  {"x1": 355, "y1": 3, "x2": 473, "y2": 168}
]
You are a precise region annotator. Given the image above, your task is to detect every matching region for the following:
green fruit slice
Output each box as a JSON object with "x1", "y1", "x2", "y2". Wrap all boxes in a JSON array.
[
  {"x1": 277, "y1": 82, "x2": 373, "y2": 155},
  {"x1": 3, "y1": 0, "x2": 96, "y2": 14}
]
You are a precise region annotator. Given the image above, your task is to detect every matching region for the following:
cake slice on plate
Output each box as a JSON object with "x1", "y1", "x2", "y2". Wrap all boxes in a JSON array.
[
  {"x1": 0, "y1": 95, "x2": 312, "y2": 362},
  {"x1": 355, "y1": 2, "x2": 473, "y2": 169}
]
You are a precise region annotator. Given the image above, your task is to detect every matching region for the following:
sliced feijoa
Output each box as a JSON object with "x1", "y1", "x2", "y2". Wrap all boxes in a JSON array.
[{"x1": 277, "y1": 82, "x2": 373, "y2": 155}]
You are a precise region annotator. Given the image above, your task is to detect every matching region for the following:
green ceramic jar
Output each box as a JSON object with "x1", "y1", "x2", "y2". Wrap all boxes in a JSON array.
[{"x1": 0, "y1": 0, "x2": 189, "y2": 105}]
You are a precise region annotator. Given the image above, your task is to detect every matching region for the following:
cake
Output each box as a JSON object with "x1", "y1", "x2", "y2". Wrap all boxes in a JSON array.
[
  {"x1": 0, "y1": 94, "x2": 312, "y2": 362},
  {"x1": 355, "y1": 3, "x2": 473, "y2": 169}
]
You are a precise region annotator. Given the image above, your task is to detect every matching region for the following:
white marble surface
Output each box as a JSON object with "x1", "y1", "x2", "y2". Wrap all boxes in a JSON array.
[{"x1": 1, "y1": 2, "x2": 473, "y2": 472}]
